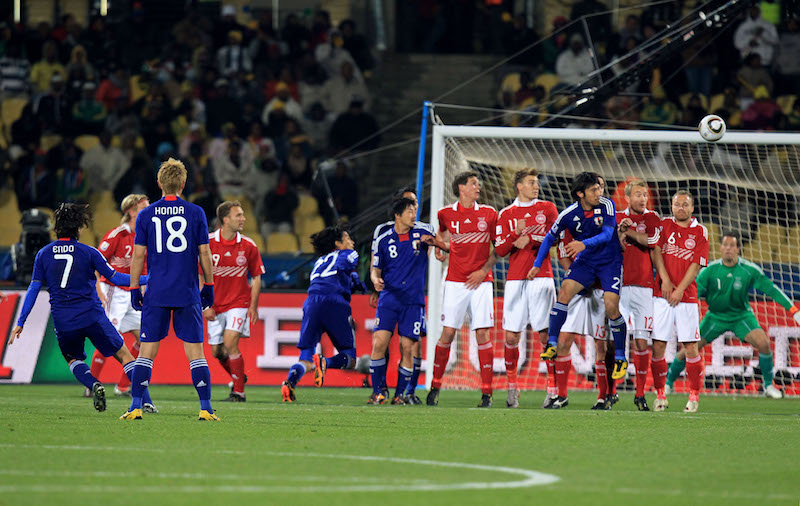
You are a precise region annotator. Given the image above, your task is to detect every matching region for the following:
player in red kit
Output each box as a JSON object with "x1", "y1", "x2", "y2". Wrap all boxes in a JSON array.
[
  {"x1": 495, "y1": 169, "x2": 557, "y2": 408},
  {"x1": 616, "y1": 180, "x2": 660, "y2": 411},
  {"x1": 651, "y1": 191, "x2": 709, "y2": 412},
  {"x1": 88, "y1": 194, "x2": 150, "y2": 400},
  {"x1": 428, "y1": 171, "x2": 498, "y2": 408},
  {"x1": 204, "y1": 201, "x2": 264, "y2": 402}
]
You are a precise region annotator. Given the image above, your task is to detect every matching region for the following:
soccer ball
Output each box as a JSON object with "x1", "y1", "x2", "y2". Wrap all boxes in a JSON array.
[{"x1": 698, "y1": 114, "x2": 726, "y2": 142}]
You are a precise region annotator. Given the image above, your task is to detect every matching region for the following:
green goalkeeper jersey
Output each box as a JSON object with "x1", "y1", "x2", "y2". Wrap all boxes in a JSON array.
[{"x1": 696, "y1": 258, "x2": 794, "y2": 318}]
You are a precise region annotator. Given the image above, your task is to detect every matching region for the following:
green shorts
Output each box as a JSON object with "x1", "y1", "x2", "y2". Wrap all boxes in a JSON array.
[{"x1": 699, "y1": 311, "x2": 762, "y2": 342}]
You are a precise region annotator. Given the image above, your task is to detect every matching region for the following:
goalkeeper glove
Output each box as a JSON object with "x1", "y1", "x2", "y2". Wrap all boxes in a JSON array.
[
  {"x1": 792, "y1": 307, "x2": 800, "y2": 325},
  {"x1": 131, "y1": 288, "x2": 143, "y2": 311},
  {"x1": 350, "y1": 272, "x2": 368, "y2": 294},
  {"x1": 200, "y1": 283, "x2": 215, "y2": 310}
]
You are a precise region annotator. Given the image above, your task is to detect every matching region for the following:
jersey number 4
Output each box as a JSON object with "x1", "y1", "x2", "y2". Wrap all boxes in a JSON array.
[{"x1": 152, "y1": 216, "x2": 188, "y2": 253}]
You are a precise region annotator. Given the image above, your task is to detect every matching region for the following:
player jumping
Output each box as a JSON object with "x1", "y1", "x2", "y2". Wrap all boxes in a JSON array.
[
  {"x1": 8, "y1": 203, "x2": 155, "y2": 413},
  {"x1": 205, "y1": 201, "x2": 264, "y2": 402},
  {"x1": 665, "y1": 231, "x2": 798, "y2": 399},
  {"x1": 123, "y1": 158, "x2": 219, "y2": 421}
]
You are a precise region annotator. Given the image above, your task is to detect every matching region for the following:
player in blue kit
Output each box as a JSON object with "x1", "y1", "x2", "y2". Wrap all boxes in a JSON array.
[
  {"x1": 369, "y1": 197, "x2": 448, "y2": 405},
  {"x1": 8, "y1": 203, "x2": 155, "y2": 413},
  {"x1": 527, "y1": 172, "x2": 628, "y2": 408},
  {"x1": 281, "y1": 225, "x2": 365, "y2": 402},
  {"x1": 122, "y1": 158, "x2": 218, "y2": 421}
]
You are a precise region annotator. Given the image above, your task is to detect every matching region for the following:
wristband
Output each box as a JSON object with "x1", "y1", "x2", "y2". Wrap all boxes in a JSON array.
[{"x1": 204, "y1": 283, "x2": 214, "y2": 286}]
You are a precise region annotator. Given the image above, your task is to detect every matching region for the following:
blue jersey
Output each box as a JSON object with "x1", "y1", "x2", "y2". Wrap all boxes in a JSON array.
[
  {"x1": 31, "y1": 239, "x2": 120, "y2": 332},
  {"x1": 373, "y1": 223, "x2": 434, "y2": 306},
  {"x1": 135, "y1": 196, "x2": 209, "y2": 307},
  {"x1": 371, "y1": 220, "x2": 429, "y2": 257},
  {"x1": 307, "y1": 249, "x2": 359, "y2": 303}
]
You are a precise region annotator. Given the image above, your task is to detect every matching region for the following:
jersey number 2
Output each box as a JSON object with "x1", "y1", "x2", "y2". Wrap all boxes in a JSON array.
[{"x1": 152, "y1": 216, "x2": 188, "y2": 253}]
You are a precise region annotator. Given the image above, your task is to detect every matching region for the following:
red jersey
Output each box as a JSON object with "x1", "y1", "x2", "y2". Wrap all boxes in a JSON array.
[
  {"x1": 208, "y1": 230, "x2": 265, "y2": 313},
  {"x1": 615, "y1": 208, "x2": 660, "y2": 289},
  {"x1": 97, "y1": 223, "x2": 146, "y2": 290},
  {"x1": 495, "y1": 198, "x2": 558, "y2": 280},
  {"x1": 653, "y1": 217, "x2": 709, "y2": 303},
  {"x1": 438, "y1": 202, "x2": 497, "y2": 283}
]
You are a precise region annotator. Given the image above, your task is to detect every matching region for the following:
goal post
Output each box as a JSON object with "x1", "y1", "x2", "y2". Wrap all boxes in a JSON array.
[{"x1": 426, "y1": 124, "x2": 800, "y2": 396}]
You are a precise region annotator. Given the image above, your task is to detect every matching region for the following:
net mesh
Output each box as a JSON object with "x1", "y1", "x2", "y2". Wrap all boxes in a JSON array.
[{"x1": 431, "y1": 129, "x2": 800, "y2": 396}]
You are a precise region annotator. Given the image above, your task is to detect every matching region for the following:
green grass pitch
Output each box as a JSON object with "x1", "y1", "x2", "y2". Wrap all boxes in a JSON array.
[{"x1": 1, "y1": 384, "x2": 798, "y2": 506}]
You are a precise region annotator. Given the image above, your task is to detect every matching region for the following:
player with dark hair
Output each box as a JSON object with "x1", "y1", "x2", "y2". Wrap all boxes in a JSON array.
[
  {"x1": 665, "y1": 231, "x2": 797, "y2": 399},
  {"x1": 527, "y1": 171, "x2": 627, "y2": 409},
  {"x1": 281, "y1": 226, "x2": 365, "y2": 402},
  {"x1": 205, "y1": 200, "x2": 264, "y2": 402},
  {"x1": 123, "y1": 158, "x2": 218, "y2": 421},
  {"x1": 369, "y1": 197, "x2": 448, "y2": 404},
  {"x1": 8, "y1": 203, "x2": 155, "y2": 413}
]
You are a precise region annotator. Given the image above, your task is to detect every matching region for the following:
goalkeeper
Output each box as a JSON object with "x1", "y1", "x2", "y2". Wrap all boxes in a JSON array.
[{"x1": 665, "y1": 232, "x2": 799, "y2": 398}]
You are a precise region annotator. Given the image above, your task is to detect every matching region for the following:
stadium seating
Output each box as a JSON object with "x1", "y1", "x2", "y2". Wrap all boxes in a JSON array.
[
  {"x1": 78, "y1": 227, "x2": 96, "y2": 247},
  {"x1": 706, "y1": 222, "x2": 721, "y2": 260},
  {"x1": 39, "y1": 134, "x2": 62, "y2": 152},
  {"x1": 266, "y1": 232, "x2": 299, "y2": 254},
  {"x1": 91, "y1": 192, "x2": 123, "y2": 239},
  {"x1": 0, "y1": 189, "x2": 22, "y2": 247},
  {"x1": 534, "y1": 73, "x2": 560, "y2": 96},
  {"x1": 74, "y1": 135, "x2": 100, "y2": 152},
  {"x1": 775, "y1": 226, "x2": 800, "y2": 264},
  {"x1": 297, "y1": 215, "x2": 325, "y2": 241},
  {"x1": 709, "y1": 93, "x2": 725, "y2": 113},
  {"x1": 679, "y1": 92, "x2": 709, "y2": 110},
  {"x1": 1, "y1": 97, "x2": 27, "y2": 130},
  {"x1": 776, "y1": 95, "x2": 797, "y2": 116}
]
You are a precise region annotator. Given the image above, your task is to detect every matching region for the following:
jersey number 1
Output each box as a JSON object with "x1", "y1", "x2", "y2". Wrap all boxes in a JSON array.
[{"x1": 152, "y1": 216, "x2": 188, "y2": 253}]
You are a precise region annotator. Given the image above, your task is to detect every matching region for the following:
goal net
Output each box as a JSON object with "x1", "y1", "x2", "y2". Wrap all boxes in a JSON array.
[{"x1": 426, "y1": 125, "x2": 800, "y2": 397}]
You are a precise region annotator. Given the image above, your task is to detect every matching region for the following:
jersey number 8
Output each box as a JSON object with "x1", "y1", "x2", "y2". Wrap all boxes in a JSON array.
[{"x1": 152, "y1": 216, "x2": 188, "y2": 253}]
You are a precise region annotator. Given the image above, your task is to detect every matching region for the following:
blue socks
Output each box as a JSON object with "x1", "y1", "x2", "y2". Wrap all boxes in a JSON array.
[
  {"x1": 129, "y1": 357, "x2": 153, "y2": 411},
  {"x1": 548, "y1": 302, "x2": 569, "y2": 346},
  {"x1": 69, "y1": 360, "x2": 99, "y2": 390},
  {"x1": 189, "y1": 359, "x2": 213, "y2": 413},
  {"x1": 370, "y1": 358, "x2": 387, "y2": 394},
  {"x1": 406, "y1": 357, "x2": 421, "y2": 395},
  {"x1": 123, "y1": 361, "x2": 153, "y2": 406},
  {"x1": 395, "y1": 366, "x2": 413, "y2": 398},
  {"x1": 609, "y1": 316, "x2": 627, "y2": 360},
  {"x1": 326, "y1": 353, "x2": 350, "y2": 369},
  {"x1": 286, "y1": 363, "x2": 306, "y2": 387}
]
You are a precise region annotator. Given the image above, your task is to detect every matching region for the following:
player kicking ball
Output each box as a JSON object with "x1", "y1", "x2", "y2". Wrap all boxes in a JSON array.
[
  {"x1": 282, "y1": 226, "x2": 364, "y2": 402},
  {"x1": 495, "y1": 169, "x2": 558, "y2": 408},
  {"x1": 528, "y1": 172, "x2": 628, "y2": 410},
  {"x1": 665, "y1": 231, "x2": 798, "y2": 399},
  {"x1": 123, "y1": 158, "x2": 219, "y2": 421},
  {"x1": 369, "y1": 198, "x2": 448, "y2": 405},
  {"x1": 205, "y1": 201, "x2": 264, "y2": 402},
  {"x1": 8, "y1": 203, "x2": 155, "y2": 413}
]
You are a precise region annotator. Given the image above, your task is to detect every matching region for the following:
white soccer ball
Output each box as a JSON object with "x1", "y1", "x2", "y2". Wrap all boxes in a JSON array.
[{"x1": 698, "y1": 114, "x2": 726, "y2": 142}]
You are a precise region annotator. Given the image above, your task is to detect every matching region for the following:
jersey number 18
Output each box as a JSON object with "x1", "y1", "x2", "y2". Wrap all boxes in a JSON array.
[{"x1": 152, "y1": 216, "x2": 188, "y2": 253}]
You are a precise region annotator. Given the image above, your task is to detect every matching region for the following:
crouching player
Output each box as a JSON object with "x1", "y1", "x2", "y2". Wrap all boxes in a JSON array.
[
  {"x1": 282, "y1": 226, "x2": 364, "y2": 402},
  {"x1": 369, "y1": 197, "x2": 448, "y2": 405},
  {"x1": 8, "y1": 203, "x2": 155, "y2": 412}
]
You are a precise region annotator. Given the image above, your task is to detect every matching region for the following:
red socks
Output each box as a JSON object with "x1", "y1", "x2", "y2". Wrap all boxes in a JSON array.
[
  {"x1": 555, "y1": 355, "x2": 571, "y2": 398},
  {"x1": 229, "y1": 353, "x2": 245, "y2": 395},
  {"x1": 477, "y1": 342, "x2": 494, "y2": 395},
  {"x1": 546, "y1": 360, "x2": 557, "y2": 395},
  {"x1": 595, "y1": 361, "x2": 608, "y2": 399},
  {"x1": 504, "y1": 343, "x2": 519, "y2": 388},
  {"x1": 685, "y1": 355, "x2": 703, "y2": 394},
  {"x1": 90, "y1": 349, "x2": 105, "y2": 378},
  {"x1": 651, "y1": 355, "x2": 667, "y2": 395},
  {"x1": 218, "y1": 355, "x2": 233, "y2": 376},
  {"x1": 633, "y1": 349, "x2": 650, "y2": 397},
  {"x1": 431, "y1": 341, "x2": 451, "y2": 390}
]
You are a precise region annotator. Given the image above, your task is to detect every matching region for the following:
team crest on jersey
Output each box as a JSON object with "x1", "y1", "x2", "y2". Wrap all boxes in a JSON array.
[
  {"x1": 412, "y1": 240, "x2": 421, "y2": 253},
  {"x1": 733, "y1": 278, "x2": 742, "y2": 290},
  {"x1": 535, "y1": 212, "x2": 546, "y2": 224},
  {"x1": 594, "y1": 216, "x2": 603, "y2": 227},
  {"x1": 100, "y1": 241, "x2": 110, "y2": 251},
  {"x1": 477, "y1": 217, "x2": 487, "y2": 231},
  {"x1": 412, "y1": 232, "x2": 419, "y2": 238},
  {"x1": 685, "y1": 237, "x2": 696, "y2": 249},
  {"x1": 636, "y1": 223, "x2": 646, "y2": 233},
  {"x1": 236, "y1": 255, "x2": 247, "y2": 266},
  {"x1": 112, "y1": 318, "x2": 118, "y2": 325}
]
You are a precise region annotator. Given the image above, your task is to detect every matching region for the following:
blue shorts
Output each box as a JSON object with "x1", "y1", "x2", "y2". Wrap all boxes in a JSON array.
[
  {"x1": 566, "y1": 256, "x2": 623, "y2": 295},
  {"x1": 55, "y1": 317, "x2": 124, "y2": 361},
  {"x1": 298, "y1": 295, "x2": 355, "y2": 362},
  {"x1": 141, "y1": 304, "x2": 203, "y2": 343},
  {"x1": 374, "y1": 300, "x2": 425, "y2": 341}
]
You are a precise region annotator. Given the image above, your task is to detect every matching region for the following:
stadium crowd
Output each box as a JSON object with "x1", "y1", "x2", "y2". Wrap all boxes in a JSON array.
[{"x1": 0, "y1": 5, "x2": 377, "y2": 242}]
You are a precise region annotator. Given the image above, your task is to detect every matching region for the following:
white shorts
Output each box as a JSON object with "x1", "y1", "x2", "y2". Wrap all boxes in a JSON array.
[
  {"x1": 502, "y1": 278, "x2": 555, "y2": 332},
  {"x1": 619, "y1": 285, "x2": 654, "y2": 335},
  {"x1": 207, "y1": 307, "x2": 251, "y2": 345},
  {"x1": 441, "y1": 281, "x2": 494, "y2": 330},
  {"x1": 562, "y1": 289, "x2": 606, "y2": 339},
  {"x1": 652, "y1": 298, "x2": 700, "y2": 343},
  {"x1": 100, "y1": 283, "x2": 141, "y2": 334}
]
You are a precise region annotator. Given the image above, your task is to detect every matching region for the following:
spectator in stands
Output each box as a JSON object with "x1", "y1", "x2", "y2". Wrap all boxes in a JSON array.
[
  {"x1": 298, "y1": 63, "x2": 331, "y2": 113},
  {"x1": 640, "y1": 87, "x2": 679, "y2": 127},
  {"x1": 714, "y1": 85, "x2": 744, "y2": 128},
  {"x1": 79, "y1": 130, "x2": 129, "y2": 193},
  {"x1": 742, "y1": 85, "x2": 782, "y2": 130},
  {"x1": 310, "y1": 10, "x2": 333, "y2": 49},
  {"x1": 14, "y1": 149, "x2": 56, "y2": 210},
  {"x1": 302, "y1": 102, "x2": 335, "y2": 155},
  {"x1": 339, "y1": 19, "x2": 374, "y2": 73},
  {"x1": 71, "y1": 82, "x2": 106, "y2": 135},
  {"x1": 264, "y1": 65, "x2": 300, "y2": 102},
  {"x1": 262, "y1": 82, "x2": 303, "y2": 126},
  {"x1": 0, "y1": 42, "x2": 31, "y2": 97},
  {"x1": 315, "y1": 29, "x2": 358, "y2": 80},
  {"x1": 51, "y1": 136, "x2": 87, "y2": 203},
  {"x1": 65, "y1": 45, "x2": 95, "y2": 89},
  {"x1": 556, "y1": 33, "x2": 594, "y2": 86},
  {"x1": 262, "y1": 171, "x2": 299, "y2": 234},
  {"x1": 212, "y1": 137, "x2": 257, "y2": 197},
  {"x1": 247, "y1": 121, "x2": 278, "y2": 170},
  {"x1": 174, "y1": 80, "x2": 206, "y2": 127},
  {"x1": 327, "y1": 160, "x2": 358, "y2": 219},
  {"x1": 327, "y1": 60, "x2": 370, "y2": 114},
  {"x1": 184, "y1": 141, "x2": 219, "y2": 220},
  {"x1": 281, "y1": 13, "x2": 311, "y2": 61},
  {"x1": 30, "y1": 40, "x2": 66, "y2": 93},
  {"x1": 205, "y1": 78, "x2": 242, "y2": 136},
  {"x1": 249, "y1": 21, "x2": 286, "y2": 75},
  {"x1": 178, "y1": 121, "x2": 208, "y2": 159},
  {"x1": 114, "y1": 133, "x2": 157, "y2": 203},
  {"x1": 284, "y1": 139, "x2": 314, "y2": 190},
  {"x1": 609, "y1": 14, "x2": 641, "y2": 56},
  {"x1": 734, "y1": 5, "x2": 779, "y2": 66},
  {"x1": 682, "y1": 32, "x2": 716, "y2": 98},
  {"x1": 95, "y1": 64, "x2": 130, "y2": 111},
  {"x1": 502, "y1": 14, "x2": 538, "y2": 63},
  {"x1": 10, "y1": 102, "x2": 42, "y2": 153},
  {"x1": 786, "y1": 97, "x2": 800, "y2": 129},
  {"x1": 140, "y1": 98, "x2": 176, "y2": 158},
  {"x1": 172, "y1": 8, "x2": 213, "y2": 51},
  {"x1": 682, "y1": 93, "x2": 707, "y2": 128},
  {"x1": 33, "y1": 73, "x2": 70, "y2": 134},
  {"x1": 217, "y1": 30, "x2": 252, "y2": 78},
  {"x1": 538, "y1": 16, "x2": 569, "y2": 73},
  {"x1": 329, "y1": 97, "x2": 380, "y2": 152},
  {"x1": 737, "y1": 53, "x2": 774, "y2": 109},
  {"x1": 570, "y1": 0, "x2": 611, "y2": 45},
  {"x1": 213, "y1": 4, "x2": 246, "y2": 49},
  {"x1": 775, "y1": 16, "x2": 800, "y2": 95}
]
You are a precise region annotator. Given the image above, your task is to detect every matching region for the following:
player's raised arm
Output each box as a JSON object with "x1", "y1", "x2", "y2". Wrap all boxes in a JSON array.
[{"x1": 751, "y1": 266, "x2": 800, "y2": 322}]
